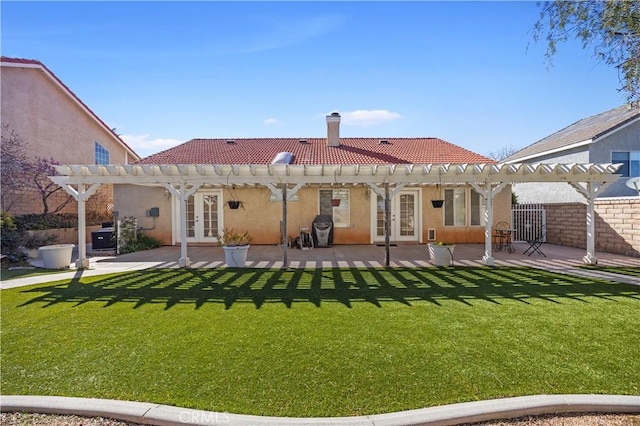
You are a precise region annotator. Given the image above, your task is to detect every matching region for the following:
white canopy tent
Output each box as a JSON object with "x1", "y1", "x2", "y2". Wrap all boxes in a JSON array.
[{"x1": 50, "y1": 162, "x2": 620, "y2": 269}]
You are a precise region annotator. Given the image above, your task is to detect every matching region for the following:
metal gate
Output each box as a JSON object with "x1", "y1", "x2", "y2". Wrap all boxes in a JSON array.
[{"x1": 511, "y1": 204, "x2": 546, "y2": 242}]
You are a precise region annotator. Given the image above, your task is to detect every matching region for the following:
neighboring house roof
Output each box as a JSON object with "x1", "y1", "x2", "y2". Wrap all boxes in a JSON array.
[
  {"x1": 505, "y1": 105, "x2": 640, "y2": 163},
  {"x1": 1, "y1": 56, "x2": 140, "y2": 162},
  {"x1": 138, "y1": 137, "x2": 495, "y2": 165}
]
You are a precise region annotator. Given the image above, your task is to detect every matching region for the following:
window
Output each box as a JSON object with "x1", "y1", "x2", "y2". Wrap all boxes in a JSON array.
[
  {"x1": 319, "y1": 189, "x2": 350, "y2": 227},
  {"x1": 612, "y1": 151, "x2": 640, "y2": 177},
  {"x1": 444, "y1": 188, "x2": 466, "y2": 226},
  {"x1": 95, "y1": 142, "x2": 110, "y2": 165},
  {"x1": 470, "y1": 189, "x2": 486, "y2": 226}
]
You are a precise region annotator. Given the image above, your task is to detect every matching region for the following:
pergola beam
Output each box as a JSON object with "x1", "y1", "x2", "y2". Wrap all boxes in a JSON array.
[{"x1": 50, "y1": 162, "x2": 622, "y2": 268}]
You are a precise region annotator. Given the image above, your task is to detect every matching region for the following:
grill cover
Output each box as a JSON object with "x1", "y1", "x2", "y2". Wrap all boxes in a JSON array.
[{"x1": 312, "y1": 214, "x2": 333, "y2": 247}]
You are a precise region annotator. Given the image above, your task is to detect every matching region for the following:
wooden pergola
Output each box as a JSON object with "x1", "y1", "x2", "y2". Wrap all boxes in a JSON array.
[{"x1": 50, "y1": 162, "x2": 621, "y2": 269}]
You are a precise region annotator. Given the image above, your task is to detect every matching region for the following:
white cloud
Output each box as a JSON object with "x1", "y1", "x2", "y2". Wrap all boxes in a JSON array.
[
  {"x1": 121, "y1": 134, "x2": 182, "y2": 157},
  {"x1": 339, "y1": 110, "x2": 403, "y2": 126},
  {"x1": 263, "y1": 118, "x2": 281, "y2": 126}
]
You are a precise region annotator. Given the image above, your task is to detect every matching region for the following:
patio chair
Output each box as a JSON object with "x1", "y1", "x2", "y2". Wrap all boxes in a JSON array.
[
  {"x1": 492, "y1": 221, "x2": 510, "y2": 251},
  {"x1": 523, "y1": 225, "x2": 546, "y2": 257}
]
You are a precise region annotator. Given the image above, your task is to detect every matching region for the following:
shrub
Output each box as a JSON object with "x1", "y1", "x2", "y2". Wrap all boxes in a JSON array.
[
  {"x1": 119, "y1": 232, "x2": 162, "y2": 254},
  {"x1": 1, "y1": 212, "x2": 26, "y2": 262}
]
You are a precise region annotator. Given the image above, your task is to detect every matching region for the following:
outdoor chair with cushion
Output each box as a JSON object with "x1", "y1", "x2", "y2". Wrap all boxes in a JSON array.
[{"x1": 524, "y1": 225, "x2": 546, "y2": 257}]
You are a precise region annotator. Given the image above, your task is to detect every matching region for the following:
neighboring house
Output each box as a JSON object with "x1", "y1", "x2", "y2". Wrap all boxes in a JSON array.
[
  {"x1": 114, "y1": 114, "x2": 511, "y2": 246},
  {"x1": 0, "y1": 56, "x2": 139, "y2": 215},
  {"x1": 504, "y1": 105, "x2": 639, "y2": 203}
]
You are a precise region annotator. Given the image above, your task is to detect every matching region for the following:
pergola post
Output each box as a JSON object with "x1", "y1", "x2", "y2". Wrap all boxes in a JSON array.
[
  {"x1": 54, "y1": 182, "x2": 101, "y2": 269},
  {"x1": 384, "y1": 183, "x2": 391, "y2": 267},
  {"x1": 569, "y1": 181, "x2": 615, "y2": 265},
  {"x1": 164, "y1": 181, "x2": 203, "y2": 267},
  {"x1": 281, "y1": 183, "x2": 288, "y2": 269},
  {"x1": 471, "y1": 181, "x2": 507, "y2": 266}
]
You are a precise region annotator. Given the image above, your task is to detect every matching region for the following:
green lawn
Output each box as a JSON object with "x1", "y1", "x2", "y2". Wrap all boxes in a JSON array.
[
  {"x1": 1, "y1": 267, "x2": 639, "y2": 417},
  {"x1": 1, "y1": 266, "x2": 69, "y2": 281},
  {"x1": 580, "y1": 266, "x2": 640, "y2": 278}
]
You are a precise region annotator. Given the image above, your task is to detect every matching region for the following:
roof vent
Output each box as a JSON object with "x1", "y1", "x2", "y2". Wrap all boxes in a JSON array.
[
  {"x1": 379, "y1": 139, "x2": 390, "y2": 145},
  {"x1": 271, "y1": 151, "x2": 294, "y2": 165},
  {"x1": 226, "y1": 139, "x2": 236, "y2": 145},
  {"x1": 299, "y1": 139, "x2": 308, "y2": 144}
]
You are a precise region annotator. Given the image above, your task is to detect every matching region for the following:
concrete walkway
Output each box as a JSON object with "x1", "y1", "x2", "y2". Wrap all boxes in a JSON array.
[
  {"x1": 2, "y1": 394, "x2": 639, "y2": 425},
  {"x1": 2, "y1": 243, "x2": 639, "y2": 290}
]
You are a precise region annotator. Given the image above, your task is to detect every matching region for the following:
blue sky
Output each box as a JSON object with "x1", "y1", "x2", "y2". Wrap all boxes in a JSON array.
[{"x1": 1, "y1": 1, "x2": 626, "y2": 159}]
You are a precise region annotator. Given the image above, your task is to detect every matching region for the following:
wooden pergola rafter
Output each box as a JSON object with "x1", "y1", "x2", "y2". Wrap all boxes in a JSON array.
[{"x1": 50, "y1": 162, "x2": 621, "y2": 269}]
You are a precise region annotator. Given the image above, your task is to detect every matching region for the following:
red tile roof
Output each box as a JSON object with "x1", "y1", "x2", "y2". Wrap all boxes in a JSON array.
[
  {"x1": 1, "y1": 56, "x2": 140, "y2": 161},
  {"x1": 138, "y1": 137, "x2": 495, "y2": 165}
]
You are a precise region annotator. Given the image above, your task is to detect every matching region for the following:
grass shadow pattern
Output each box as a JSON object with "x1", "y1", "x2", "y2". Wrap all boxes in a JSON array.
[{"x1": 19, "y1": 267, "x2": 640, "y2": 310}]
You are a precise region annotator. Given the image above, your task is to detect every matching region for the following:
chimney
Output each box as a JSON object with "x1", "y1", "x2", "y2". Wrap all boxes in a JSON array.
[{"x1": 326, "y1": 112, "x2": 341, "y2": 147}]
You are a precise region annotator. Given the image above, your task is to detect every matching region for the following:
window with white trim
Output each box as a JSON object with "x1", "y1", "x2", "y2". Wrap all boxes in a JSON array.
[
  {"x1": 470, "y1": 189, "x2": 486, "y2": 226},
  {"x1": 444, "y1": 188, "x2": 466, "y2": 226},
  {"x1": 319, "y1": 189, "x2": 350, "y2": 227},
  {"x1": 95, "y1": 142, "x2": 110, "y2": 165},
  {"x1": 612, "y1": 151, "x2": 640, "y2": 177}
]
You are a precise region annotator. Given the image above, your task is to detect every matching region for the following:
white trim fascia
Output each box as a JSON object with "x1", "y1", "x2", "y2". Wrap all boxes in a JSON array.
[
  {"x1": 505, "y1": 115, "x2": 639, "y2": 164},
  {"x1": 504, "y1": 139, "x2": 593, "y2": 164},
  {"x1": 1, "y1": 60, "x2": 140, "y2": 162}
]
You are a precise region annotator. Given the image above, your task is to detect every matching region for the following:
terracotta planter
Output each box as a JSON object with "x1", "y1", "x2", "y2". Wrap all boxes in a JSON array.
[
  {"x1": 223, "y1": 245, "x2": 250, "y2": 267},
  {"x1": 38, "y1": 244, "x2": 75, "y2": 269},
  {"x1": 331, "y1": 199, "x2": 341, "y2": 207}
]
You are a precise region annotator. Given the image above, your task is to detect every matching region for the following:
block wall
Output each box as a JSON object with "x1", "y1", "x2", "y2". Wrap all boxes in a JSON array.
[{"x1": 544, "y1": 198, "x2": 640, "y2": 257}]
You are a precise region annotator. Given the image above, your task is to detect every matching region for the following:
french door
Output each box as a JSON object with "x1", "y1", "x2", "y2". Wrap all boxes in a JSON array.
[
  {"x1": 185, "y1": 191, "x2": 222, "y2": 243},
  {"x1": 372, "y1": 189, "x2": 421, "y2": 243}
]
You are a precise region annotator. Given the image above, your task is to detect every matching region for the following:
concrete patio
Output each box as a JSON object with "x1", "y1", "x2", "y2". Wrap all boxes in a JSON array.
[
  {"x1": 94, "y1": 242, "x2": 638, "y2": 271},
  {"x1": 4, "y1": 242, "x2": 637, "y2": 291}
]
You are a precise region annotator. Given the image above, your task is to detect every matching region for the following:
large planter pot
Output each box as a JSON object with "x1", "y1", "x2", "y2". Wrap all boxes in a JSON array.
[
  {"x1": 38, "y1": 244, "x2": 75, "y2": 269},
  {"x1": 223, "y1": 245, "x2": 250, "y2": 267},
  {"x1": 428, "y1": 243, "x2": 455, "y2": 266}
]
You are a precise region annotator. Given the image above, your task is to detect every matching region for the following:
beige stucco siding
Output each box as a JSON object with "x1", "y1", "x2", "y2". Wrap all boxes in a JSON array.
[
  {"x1": 113, "y1": 185, "x2": 173, "y2": 243},
  {"x1": 114, "y1": 184, "x2": 512, "y2": 246},
  {"x1": 2, "y1": 64, "x2": 135, "y2": 215},
  {"x1": 1, "y1": 66, "x2": 129, "y2": 164}
]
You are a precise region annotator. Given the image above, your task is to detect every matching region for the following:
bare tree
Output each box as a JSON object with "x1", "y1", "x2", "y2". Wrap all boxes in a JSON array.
[
  {"x1": 0, "y1": 125, "x2": 31, "y2": 211},
  {"x1": 22, "y1": 157, "x2": 73, "y2": 214},
  {"x1": 487, "y1": 145, "x2": 521, "y2": 162}
]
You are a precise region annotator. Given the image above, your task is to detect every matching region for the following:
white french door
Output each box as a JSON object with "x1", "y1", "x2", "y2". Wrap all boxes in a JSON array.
[
  {"x1": 372, "y1": 189, "x2": 421, "y2": 243},
  {"x1": 186, "y1": 191, "x2": 222, "y2": 243}
]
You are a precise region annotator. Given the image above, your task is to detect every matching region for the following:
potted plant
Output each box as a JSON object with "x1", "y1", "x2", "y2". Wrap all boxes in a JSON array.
[
  {"x1": 431, "y1": 170, "x2": 444, "y2": 208},
  {"x1": 226, "y1": 184, "x2": 243, "y2": 210},
  {"x1": 217, "y1": 228, "x2": 251, "y2": 267},
  {"x1": 428, "y1": 241, "x2": 455, "y2": 266}
]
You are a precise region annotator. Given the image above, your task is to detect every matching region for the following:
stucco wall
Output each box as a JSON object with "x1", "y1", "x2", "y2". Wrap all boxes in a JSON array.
[
  {"x1": 114, "y1": 184, "x2": 513, "y2": 246},
  {"x1": 512, "y1": 121, "x2": 639, "y2": 203},
  {"x1": 544, "y1": 197, "x2": 639, "y2": 257},
  {"x1": 1, "y1": 65, "x2": 133, "y2": 215},
  {"x1": 590, "y1": 121, "x2": 639, "y2": 198},
  {"x1": 113, "y1": 185, "x2": 173, "y2": 243},
  {"x1": 512, "y1": 148, "x2": 590, "y2": 204}
]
